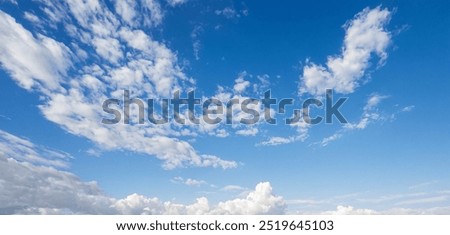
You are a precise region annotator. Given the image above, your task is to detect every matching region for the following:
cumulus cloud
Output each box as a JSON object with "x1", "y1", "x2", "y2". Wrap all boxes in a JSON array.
[
  {"x1": 0, "y1": 130, "x2": 284, "y2": 214},
  {"x1": 299, "y1": 6, "x2": 391, "y2": 96},
  {"x1": 212, "y1": 182, "x2": 286, "y2": 214}
]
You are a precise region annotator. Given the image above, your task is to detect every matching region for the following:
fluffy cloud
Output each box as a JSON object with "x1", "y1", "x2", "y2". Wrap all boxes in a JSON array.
[
  {"x1": 0, "y1": 1, "x2": 236, "y2": 169},
  {"x1": 0, "y1": 11, "x2": 71, "y2": 91},
  {"x1": 299, "y1": 7, "x2": 391, "y2": 96},
  {"x1": 0, "y1": 130, "x2": 283, "y2": 214},
  {"x1": 212, "y1": 182, "x2": 286, "y2": 214}
]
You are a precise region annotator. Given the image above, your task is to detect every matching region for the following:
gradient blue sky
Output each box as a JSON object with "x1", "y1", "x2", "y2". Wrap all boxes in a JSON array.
[{"x1": 0, "y1": 0, "x2": 449, "y2": 214}]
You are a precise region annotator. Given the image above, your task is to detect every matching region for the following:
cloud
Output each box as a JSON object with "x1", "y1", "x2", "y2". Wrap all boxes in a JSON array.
[
  {"x1": 320, "y1": 133, "x2": 343, "y2": 147},
  {"x1": 317, "y1": 93, "x2": 388, "y2": 146},
  {"x1": 0, "y1": 131, "x2": 283, "y2": 214},
  {"x1": 190, "y1": 25, "x2": 203, "y2": 60},
  {"x1": 401, "y1": 105, "x2": 415, "y2": 112},
  {"x1": 92, "y1": 37, "x2": 123, "y2": 64},
  {"x1": 171, "y1": 177, "x2": 207, "y2": 186},
  {"x1": 221, "y1": 185, "x2": 246, "y2": 192},
  {"x1": 0, "y1": 3, "x2": 236, "y2": 169},
  {"x1": 299, "y1": 6, "x2": 391, "y2": 96},
  {"x1": 233, "y1": 72, "x2": 251, "y2": 93},
  {"x1": 215, "y1": 7, "x2": 239, "y2": 19},
  {"x1": 2, "y1": 129, "x2": 450, "y2": 215},
  {"x1": 322, "y1": 205, "x2": 378, "y2": 215},
  {"x1": 236, "y1": 127, "x2": 258, "y2": 136},
  {"x1": 0, "y1": 130, "x2": 71, "y2": 168},
  {"x1": 114, "y1": 0, "x2": 137, "y2": 26},
  {"x1": 166, "y1": 0, "x2": 188, "y2": 7},
  {"x1": 23, "y1": 11, "x2": 40, "y2": 23},
  {"x1": 345, "y1": 94, "x2": 388, "y2": 130},
  {"x1": 258, "y1": 131, "x2": 308, "y2": 146},
  {"x1": 0, "y1": 11, "x2": 71, "y2": 91},
  {"x1": 259, "y1": 136, "x2": 297, "y2": 146},
  {"x1": 212, "y1": 182, "x2": 286, "y2": 214}
]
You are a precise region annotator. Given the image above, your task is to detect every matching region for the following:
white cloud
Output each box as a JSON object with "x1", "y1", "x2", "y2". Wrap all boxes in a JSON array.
[
  {"x1": 23, "y1": 11, "x2": 40, "y2": 23},
  {"x1": 221, "y1": 185, "x2": 246, "y2": 192},
  {"x1": 0, "y1": 130, "x2": 71, "y2": 168},
  {"x1": 171, "y1": 177, "x2": 207, "y2": 186},
  {"x1": 401, "y1": 105, "x2": 415, "y2": 112},
  {"x1": 236, "y1": 127, "x2": 258, "y2": 136},
  {"x1": 166, "y1": 0, "x2": 188, "y2": 7},
  {"x1": 323, "y1": 205, "x2": 378, "y2": 215},
  {"x1": 258, "y1": 131, "x2": 308, "y2": 146},
  {"x1": 299, "y1": 7, "x2": 391, "y2": 96},
  {"x1": 0, "y1": 132, "x2": 282, "y2": 214},
  {"x1": 215, "y1": 7, "x2": 239, "y2": 19},
  {"x1": 320, "y1": 133, "x2": 343, "y2": 147},
  {"x1": 233, "y1": 73, "x2": 251, "y2": 93},
  {"x1": 92, "y1": 37, "x2": 123, "y2": 64},
  {"x1": 212, "y1": 182, "x2": 286, "y2": 214},
  {"x1": 2, "y1": 129, "x2": 450, "y2": 215},
  {"x1": 190, "y1": 25, "x2": 203, "y2": 60},
  {"x1": 259, "y1": 136, "x2": 296, "y2": 146},
  {"x1": 114, "y1": 0, "x2": 137, "y2": 26},
  {"x1": 317, "y1": 94, "x2": 388, "y2": 146},
  {"x1": 0, "y1": 4, "x2": 236, "y2": 169},
  {"x1": 141, "y1": 0, "x2": 164, "y2": 27},
  {"x1": 0, "y1": 11, "x2": 71, "y2": 91},
  {"x1": 345, "y1": 94, "x2": 387, "y2": 130}
]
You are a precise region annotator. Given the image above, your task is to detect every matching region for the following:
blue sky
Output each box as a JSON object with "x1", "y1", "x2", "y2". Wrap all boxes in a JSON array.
[{"x1": 0, "y1": 0, "x2": 449, "y2": 214}]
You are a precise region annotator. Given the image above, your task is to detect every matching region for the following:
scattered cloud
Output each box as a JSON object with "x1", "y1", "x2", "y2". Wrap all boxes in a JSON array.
[
  {"x1": 0, "y1": 3, "x2": 237, "y2": 169},
  {"x1": 0, "y1": 11, "x2": 71, "y2": 91},
  {"x1": 215, "y1": 7, "x2": 238, "y2": 19},
  {"x1": 317, "y1": 93, "x2": 388, "y2": 146},
  {"x1": 0, "y1": 129, "x2": 284, "y2": 215},
  {"x1": 23, "y1": 11, "x2": 40, "y2": 23},
  {"x1": 345, "y1": 94, "x2": 388, "y2": 130},
  {"x1": 233, "y1": 72, "x2": 251, "y2": 93}
]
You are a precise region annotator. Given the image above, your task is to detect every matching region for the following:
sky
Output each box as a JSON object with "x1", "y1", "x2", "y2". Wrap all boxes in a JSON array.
[{"x1": 0, "y1": 0, "x2": 449, "y2": 214}]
